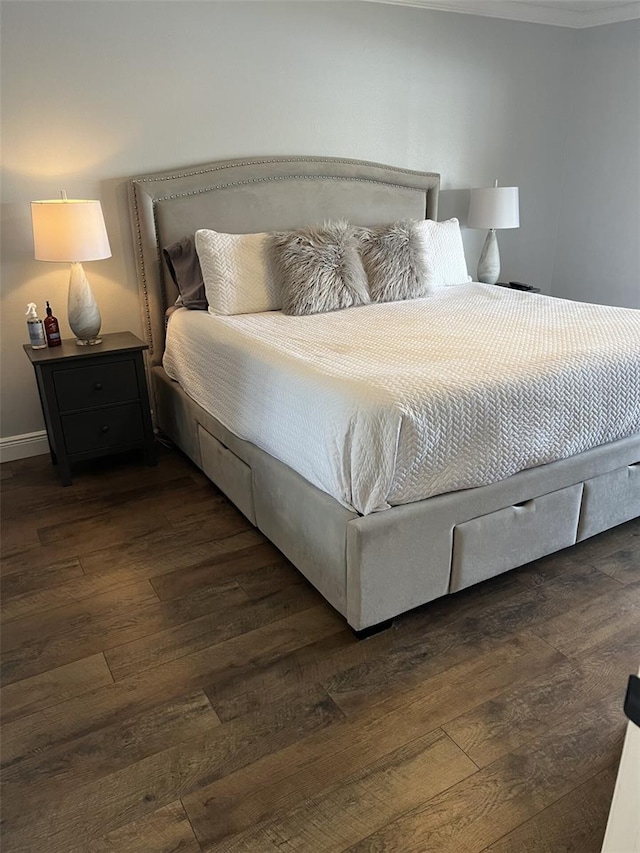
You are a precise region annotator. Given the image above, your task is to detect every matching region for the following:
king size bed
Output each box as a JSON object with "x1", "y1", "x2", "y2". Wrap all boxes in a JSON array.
[{"x1": 128, "y1": 156, "x2": 640, "y2": 633}]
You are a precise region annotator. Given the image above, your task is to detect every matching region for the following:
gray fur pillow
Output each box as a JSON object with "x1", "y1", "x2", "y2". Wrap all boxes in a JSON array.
[
  {"x1": 271, "y1": 221, "x2": 370, "y2": 316},
  {"x1": 358, "y1": 219, "x2": 434, "y2": 303}
]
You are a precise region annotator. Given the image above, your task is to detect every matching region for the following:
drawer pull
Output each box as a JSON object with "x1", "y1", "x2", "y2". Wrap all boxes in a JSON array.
[
  {"x1": 94, "y1": 383, "x2": 103, "y2": 391},
  {"x1": 101, "y1": 425, "x2": 110, "y2": 433}
]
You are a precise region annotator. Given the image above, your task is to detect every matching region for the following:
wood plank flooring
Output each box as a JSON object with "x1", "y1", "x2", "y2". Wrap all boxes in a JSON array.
[{"x1": 1, "y1": 447, "x2": 638, "y2": 853}]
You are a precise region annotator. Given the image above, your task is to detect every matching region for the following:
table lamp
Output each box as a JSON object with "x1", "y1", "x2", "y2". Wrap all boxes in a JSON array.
[
  {"x1": 31, "y1": 193, "x2": 111, "y2": 345},
  {"x1": 467, "y1": 182, "x2": 520, "y2": 284}
]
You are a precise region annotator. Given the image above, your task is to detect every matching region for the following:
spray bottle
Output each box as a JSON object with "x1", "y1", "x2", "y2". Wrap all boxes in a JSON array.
[{"x1": 26, "y1": 303, "x2": 47, "y2": 349}]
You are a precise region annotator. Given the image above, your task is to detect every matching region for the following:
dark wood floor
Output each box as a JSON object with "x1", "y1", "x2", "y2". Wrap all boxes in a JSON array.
[{"x1": 1, "y1": 446, "x2": 638, "y2": 853}]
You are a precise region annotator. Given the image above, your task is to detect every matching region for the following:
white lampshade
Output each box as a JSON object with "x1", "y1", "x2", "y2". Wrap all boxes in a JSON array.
[
  {"x1": 468, "y1": 186, "x2": 520, "y2": 230},
  {"x1": 31, "y1": 199, "x2": 111, "y2": 262}
]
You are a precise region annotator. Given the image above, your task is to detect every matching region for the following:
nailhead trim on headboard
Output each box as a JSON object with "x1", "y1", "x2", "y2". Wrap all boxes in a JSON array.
[
  {"x1": 128, "y1": 180, "x2": 155, "y2": 357},
  {"x1": 132, "y1": 155, "x2": 437, "y2": 184},
  {"x1": 150, "y1": 174, "x2": 428, "y2": 205}
]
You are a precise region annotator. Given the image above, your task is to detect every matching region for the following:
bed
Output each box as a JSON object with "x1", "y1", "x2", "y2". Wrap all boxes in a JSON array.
[{"x1": 128, "y1": 156, "x2": 640, "y2": 633}]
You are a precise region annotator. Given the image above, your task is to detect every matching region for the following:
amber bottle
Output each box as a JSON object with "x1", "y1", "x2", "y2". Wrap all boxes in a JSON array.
[{"x1": 44, "y1": 301, "x2": 62, "y2": 347}]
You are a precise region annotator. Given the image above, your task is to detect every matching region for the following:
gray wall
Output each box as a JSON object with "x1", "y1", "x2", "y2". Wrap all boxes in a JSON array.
[
  {"x1": 552, "y1": 20, "x2": 640, "y2": 309},
  {"x1": 0, "y1": 1, "x2": 634, "y2": 445}
]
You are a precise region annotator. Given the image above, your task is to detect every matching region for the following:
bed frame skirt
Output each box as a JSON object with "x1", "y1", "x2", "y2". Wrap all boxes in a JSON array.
[{"x1": 154, "y1": 365, "x2": 640, "y2": 631}]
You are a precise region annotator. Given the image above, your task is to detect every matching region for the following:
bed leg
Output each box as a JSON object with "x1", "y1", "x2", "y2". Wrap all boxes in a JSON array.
[{"x1": 351, "y1": 618, "x2": 394, "y2": 640}]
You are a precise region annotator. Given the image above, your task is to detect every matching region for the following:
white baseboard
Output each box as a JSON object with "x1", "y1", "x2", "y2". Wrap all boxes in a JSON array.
[{"x1": 0, "y1": 431, "x2": 49, "y2": 463}]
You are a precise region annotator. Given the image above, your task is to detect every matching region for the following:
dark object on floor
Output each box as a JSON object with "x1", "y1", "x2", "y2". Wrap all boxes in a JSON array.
[
  {"x1": 352, "y1": 618, "x2": 394, "y2": 640},
  {"x1": 624, "y1": 674, "x2": 640, "y2": 728}
]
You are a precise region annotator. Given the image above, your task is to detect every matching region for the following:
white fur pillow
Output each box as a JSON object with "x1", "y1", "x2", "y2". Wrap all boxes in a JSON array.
[
  {"x1": 195, "y1": 228, "x2": 281, "y2": 315},
  {"x1": 271, "y1": 221, "x2": 370, "y2": 316},
  {"x1": 418, "y1": 218, "x2": 472, "y2": 287},
  {"x1": 358, "y1": 219, "x2": 434, "y2": 303}
]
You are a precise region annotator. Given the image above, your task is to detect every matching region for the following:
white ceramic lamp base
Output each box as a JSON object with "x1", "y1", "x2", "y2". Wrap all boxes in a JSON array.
[
  {"x1": 477, "y1": 229, "x2": 501, "y2": 285},
  {"x1": 68, "y1": 262, "x2": 102, "y2": 345}
]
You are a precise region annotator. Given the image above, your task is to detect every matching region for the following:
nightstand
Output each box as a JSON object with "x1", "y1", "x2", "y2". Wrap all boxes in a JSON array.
[{"x1": 24, "y1": 332, "x2": 156, "y2": 485}]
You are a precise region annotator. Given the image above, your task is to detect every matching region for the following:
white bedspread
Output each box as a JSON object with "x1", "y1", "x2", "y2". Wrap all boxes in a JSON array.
[{"x1": 163, "y1": 284, "x2": 640, "y2": 514}]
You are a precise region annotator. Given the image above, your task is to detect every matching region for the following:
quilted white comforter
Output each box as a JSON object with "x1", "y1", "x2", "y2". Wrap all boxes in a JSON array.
[{"x1": 163, "y1": 284, "x2": 640, "y2": 514}]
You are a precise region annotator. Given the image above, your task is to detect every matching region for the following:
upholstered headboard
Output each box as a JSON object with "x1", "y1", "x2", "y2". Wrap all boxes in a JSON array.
[{"x1": 128, "y1": 156, "x2": 440, "y2": 364}]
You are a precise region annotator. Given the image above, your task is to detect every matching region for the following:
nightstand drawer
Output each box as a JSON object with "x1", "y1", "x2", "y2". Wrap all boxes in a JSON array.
[
  {"x1": 61, "y1": 403, "x2": 144, "y2": 455},
  {"x1": 53, "y1": 360, "x2": 139, "y2": 411}
]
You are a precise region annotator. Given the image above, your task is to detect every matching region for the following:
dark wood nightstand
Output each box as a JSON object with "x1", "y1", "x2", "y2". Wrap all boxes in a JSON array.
[{"x1": 24, "y1": 332, "x2": 156, "y2": 485}]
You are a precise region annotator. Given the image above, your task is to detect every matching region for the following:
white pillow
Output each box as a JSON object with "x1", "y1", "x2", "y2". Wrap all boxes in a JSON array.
[
  {"x1": 195, "y1": 228, "x2": 281, "y2": 315},
  {"x1": 417, "y1": 218, "x2": 472, "y2": 287}
]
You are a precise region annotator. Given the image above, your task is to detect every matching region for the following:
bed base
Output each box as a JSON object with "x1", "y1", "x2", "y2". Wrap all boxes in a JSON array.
[{"x1": 154, "y1": 365, "x2": 640, "y2": 631}]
